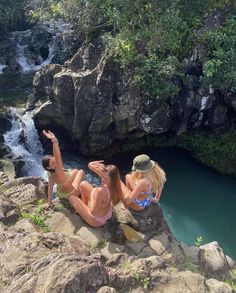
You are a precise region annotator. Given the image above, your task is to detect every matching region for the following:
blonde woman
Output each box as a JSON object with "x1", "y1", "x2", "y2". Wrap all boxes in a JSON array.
[{"x1": 121, "y1": 154, "x2": 166, "y2": 211}]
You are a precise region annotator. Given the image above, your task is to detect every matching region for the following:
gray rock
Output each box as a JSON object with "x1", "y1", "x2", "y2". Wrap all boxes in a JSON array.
[
  {"x1": 199, "y1": 242, "x2": 231, "y2": 277},
  {"x1": 0, "y1": 230, "x2": 90, "y2": 289},
  {"x1": 0, "y1": 172, "x2": 9, "y2": 185},
  {"x1": 100, "y1": 243, "x2": 125, "y2": 258},
  {"x1": 180, "y1": 241, "x2": 200, "y2": 264},
  {"x1": 0, "y1": 176, "x2": 47, "y2": 206},
  {"x1": 205, "y1": 278, "x2": 232, "y2": 293},
  {"x1": 226, "y1": 255, "x2": 235, "y2": 270},
  {"x1": 152, "y1": 271, "x2": 206, "y2": 293},
  {"x1": 0, "y1": 193, "x2": 19, "y2": 225},
  {"x1": 128, "y1": 203, "x2": 169, "y2": 234},
  {"x1": 0, "y1": 159, "x2": 16, "y2": 180}
]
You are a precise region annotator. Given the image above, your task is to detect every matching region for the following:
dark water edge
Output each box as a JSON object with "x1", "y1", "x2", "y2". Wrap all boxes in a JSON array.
[
  {"x1": 0, "y1": 72, "x2": 33, "y2": 108},
  {"x1": 64, "y1": 147, "x2": 236, "y2": 260}
]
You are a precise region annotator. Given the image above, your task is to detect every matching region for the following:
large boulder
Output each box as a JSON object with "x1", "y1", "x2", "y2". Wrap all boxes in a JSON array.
[
  {"x1": 199, "y1": 242, "x2": 232, "y2": 278},
  {"x1": 32, "y1": 33, "x2": 236, "y2": 156}
]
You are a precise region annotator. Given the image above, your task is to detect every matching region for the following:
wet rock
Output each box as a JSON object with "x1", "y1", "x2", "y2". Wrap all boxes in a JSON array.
[
  {"x1": 0, "y1": 144, "x2": 11, "y2": 158},
  {"x1": 0, "y1": 115, "x2": 11, "y2": 143}
]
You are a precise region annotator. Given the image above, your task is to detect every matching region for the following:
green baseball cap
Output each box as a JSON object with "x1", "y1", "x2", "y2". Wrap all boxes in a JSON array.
[{"x1": 132, "y1": 154, "x2": 155, "y2": 172}]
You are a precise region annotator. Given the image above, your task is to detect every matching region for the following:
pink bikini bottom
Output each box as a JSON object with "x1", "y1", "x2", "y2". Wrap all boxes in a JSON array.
[{"x1": 90, "y1": 207, "x2": 112, "y2": 225}]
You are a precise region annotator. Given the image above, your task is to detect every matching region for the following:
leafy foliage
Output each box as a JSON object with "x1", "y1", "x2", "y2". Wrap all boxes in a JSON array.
[
  {"x1": 0, "y1": 0, "x2": 28, "y2": 32},
  {"x1": 119, "y1": 130, "x2": 236, "y2": 178},
  {"x1": 20, "y1": 199, "x2": 51, "y2": 233},
  {"x1": 174, "y1": 130, "x2": 236, "y2": 176},
  {"x1": 201, "y1": 14, "x2": 236, "y2": 91},
  {"x1": 1, "y1": 0, "x2": 235, "y2": 97},
  {"x1": 194, "y1": 236, "x2": 203, "y2": 247}
]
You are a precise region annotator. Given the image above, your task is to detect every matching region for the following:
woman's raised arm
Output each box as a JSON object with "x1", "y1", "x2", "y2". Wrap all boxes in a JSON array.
[
  {"x1": 42, "y1": 130, "x2": 64, "y2": 171},
  {"x1": 88, "y1": 161, "x2": 105, "y2": 177}
]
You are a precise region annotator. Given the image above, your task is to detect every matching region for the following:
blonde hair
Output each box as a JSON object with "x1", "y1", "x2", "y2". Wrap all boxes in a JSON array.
[
  {"x1": 130, "y1": 162, "x2": 166, "y2": 195},
  {"x1": 105, "y1": 164, "x2": 122, "y2": 205}
]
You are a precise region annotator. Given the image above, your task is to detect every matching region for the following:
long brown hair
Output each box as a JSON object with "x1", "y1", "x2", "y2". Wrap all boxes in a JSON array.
[
  {"x1": 105, "y1": 164, "x2": 122, "y2": 205},
  {"x1": 42, "y1": 155, "x2": 55, "y2": 173}
]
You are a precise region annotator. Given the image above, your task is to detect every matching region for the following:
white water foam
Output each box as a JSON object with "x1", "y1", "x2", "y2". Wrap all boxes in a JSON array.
[
  {"x1": 0, "y1": 64, "x2": 7, "y2": 74},
  {"x1": 200, "y1": 96, "x2": 209, "y2": 111},
  {"x1": 34, "y1": 36, "x2": 56, "y2": 71},
  {"x1": 11, "y1": 29, "x2": 56, "y2": 73},
  {"x1": 3, "y1": 108, "x2": 46, "y2": 178}
]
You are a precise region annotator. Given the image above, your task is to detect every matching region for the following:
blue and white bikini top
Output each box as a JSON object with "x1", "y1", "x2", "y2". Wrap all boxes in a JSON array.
[{"x1": 133, "y1": 178, "x2": 155, "y2": 208}]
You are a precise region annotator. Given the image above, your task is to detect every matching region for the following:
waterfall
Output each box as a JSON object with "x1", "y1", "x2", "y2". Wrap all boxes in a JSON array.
[
  {"x1": 3, "y1": 108, "x2": 46, "y2": 178},
  {"x1": 34, "y1": 36, "x2": 56, "y2": 70},
  {"x1": 11, "y1": 29, "x2": 56, "y2": 73}
]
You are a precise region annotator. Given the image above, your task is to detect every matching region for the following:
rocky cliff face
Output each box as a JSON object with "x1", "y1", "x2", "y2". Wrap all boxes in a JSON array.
[
  {"x1": 0, "y1": 175, "x2": 235, "y2": 292},
  {"x1": 31, "y1": 34, "x2": 236, "y2": 156}
]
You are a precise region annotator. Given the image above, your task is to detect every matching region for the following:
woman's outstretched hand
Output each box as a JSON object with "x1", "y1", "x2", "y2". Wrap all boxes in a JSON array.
[{"x1": 43, "y1": 130, "x2": 58, "y2": 143}]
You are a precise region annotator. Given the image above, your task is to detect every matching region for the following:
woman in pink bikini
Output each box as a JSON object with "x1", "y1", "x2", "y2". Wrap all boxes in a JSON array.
[{"x1": 69, "y1": 161, "x2": 123, "y2": 227}]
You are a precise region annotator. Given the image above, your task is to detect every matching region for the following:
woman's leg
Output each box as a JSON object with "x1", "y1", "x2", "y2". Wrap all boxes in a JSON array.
[
  {"x1": 68, "y1": 195, "x2": 102, "y2": 227},
  {"x1": 72, "y1": 169, "x2": 84, "y2": 196},
  {"x1": 79, "y1": 180, "x2": 94, "y2": 205},
  {"x1": 69, "y1": 169, "x2": 79, "y2": 182},
  {"x1": 125, "y1": 174, "x2": 133, "y2": 191},
  {"x1": 120, "y1": 179, "x2": 144, "y2": 211},
  {"x1": 119, "y1": 179, "x2": 131, "y2": 205}
]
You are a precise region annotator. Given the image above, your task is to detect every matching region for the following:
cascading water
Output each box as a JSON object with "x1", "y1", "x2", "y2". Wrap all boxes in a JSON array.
[
  {"x1": 11, "y1": 30, "x2": 56, "y2": 72},
  {"x1": 3, "y1": 108, "x2": 46, "y2": 178},
  {"x1": 0, "y1": 20, "x2": 76, "y2": 74}
]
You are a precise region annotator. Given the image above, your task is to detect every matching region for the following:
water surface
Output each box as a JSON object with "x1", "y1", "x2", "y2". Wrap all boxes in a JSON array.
[{"x1": 107, "y1": 147, "x2": 236, "y2": 259}]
